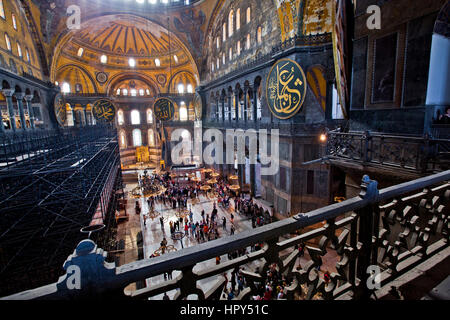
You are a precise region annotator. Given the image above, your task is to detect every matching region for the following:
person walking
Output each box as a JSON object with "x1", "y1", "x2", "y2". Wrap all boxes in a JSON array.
[
  {"x1": 222, "y1": 217, "x2": 226, "y2": 230},
  {"x1": 230, "y1": 225, "x2": 235, "y2": 235},
  {"x1": 184, "y1": 223, "x2": 189, "y2": 237}
]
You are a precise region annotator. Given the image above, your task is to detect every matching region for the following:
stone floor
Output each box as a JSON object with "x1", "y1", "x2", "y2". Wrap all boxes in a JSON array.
[{"x1": 116, "y1": 169, "x2": 340, "y2": 300}]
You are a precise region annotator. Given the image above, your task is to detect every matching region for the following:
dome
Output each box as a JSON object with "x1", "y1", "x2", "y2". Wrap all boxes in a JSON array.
[{"x1": 60, "y1": 14, "x2": 192, "y2": 70}]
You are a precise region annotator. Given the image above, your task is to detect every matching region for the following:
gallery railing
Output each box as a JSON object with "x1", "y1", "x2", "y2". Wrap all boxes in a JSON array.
[
  {"x1": 326, "y1": 131, "x2": 450, "y2": 173},
  {"x1": 2, "y1": 170, "x2": 449, "y2": 300}
]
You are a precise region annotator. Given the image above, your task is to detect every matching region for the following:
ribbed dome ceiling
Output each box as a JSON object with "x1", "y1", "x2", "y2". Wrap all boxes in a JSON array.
[{"x1": 71, "y1": 15, "x2": 181, "y2": 58}]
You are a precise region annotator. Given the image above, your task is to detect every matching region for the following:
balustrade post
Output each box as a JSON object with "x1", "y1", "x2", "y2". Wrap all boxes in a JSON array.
[
  {"x1": 363, "y1": 131, "x2": 371, "y2": 163},
  {"x1": 355, "y1": 175, "x2": 379, "y2": 300}
]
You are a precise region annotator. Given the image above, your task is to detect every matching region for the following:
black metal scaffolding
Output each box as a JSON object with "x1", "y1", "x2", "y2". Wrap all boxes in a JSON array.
[{"x1": 0, "y1": 125, "x2": 122, "y2": 296}]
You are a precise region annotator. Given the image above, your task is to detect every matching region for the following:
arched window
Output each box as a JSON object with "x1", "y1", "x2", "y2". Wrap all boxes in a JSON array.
[
  {"x1": 4, "y1": 33, "x2": 11, "y2": 51},
  {"x1": 179, "y1": 103, "x2": 188, "y2": 121},
  {"x1": 222, "y1": 53, "x2": 225, "y2": 65},
  {"x1": 132, "y1": 129, "x2": 142, "y2": 147},
  {"x1": 216, "y1": 37, "x2": 220, "y2": 49},
  {"x1": 178, "y1": 83, "x2": 185, "y2": 94},
  {"x1": 100, "y1": 55, "x2": 107, "y2": 64},
  {"x1": 148, "y1": 129, "x2": 155, "y2": 147},
  {"x1": 116, "y1": 88, "x2": 121, "y2": 96},
  {"x1": 62, "y1": 82, "x2": 70, "y2": 93},
  {"x1": 77, "y1": 48, "x2": 84, "y2": 57},
  {"x1": 222, "y1": 23, "x2": 226, "y2": 42},
  {"x1": 147, "y1": 109, "x2": 153, "y2": 124},
  {"x1": 246, "y1": 33, "x2": 251, "y2": 49},
  {"x1": 187, "y1": 84, "x2": 193, "y2": 93},
  {"x1": 131, "y1": 110, "x2": 140, "y2": 125},
  {"x1": 257, "y1": 27, "x2": 262, "y2": 44},
  {"x1": 25, "y1": 48, "x2": 30, "y2": 62},
  {"x1": 228, "y1": 10, "x2": 234, "y2": 37},
  {"x1": 130, "y1": 89, "x2": 137, "y2": 97},
  {"x1": 246, "y1": 7, "x2": 251, "y2": 24},
  {"x1": 237, "y1": 41, "x2": 241, "y2": 56},
  {"x1": 0, "y1": 0, "x2": 5, "y2": 19},
  {"x1": 17, "y1": 43, "x2": 22, "y2": 58},
  {"x1": 229, "y1": 47, "x2": 232, "y2": 61},
  {"x1": 12, "y1": 14, "x2": 17, "y2": 30},
  {"x1": 122, "y1": 88, "x2": 128, "y2": 96},
  {"x1": 139, "y1": 89, "x2": 144, "y2": 96},
  {"x1": 236, "y1": 9, "x2": 241, "y2": 30},
  {"x1": 216, "y1": 58, "x2": 219, "y2": 69},
  {"x1": 119, "y1": 130, "x2": 127, "y2": 149},
  {"x1": 117, "y1": 110, "x2": 125, "y2": 125}
]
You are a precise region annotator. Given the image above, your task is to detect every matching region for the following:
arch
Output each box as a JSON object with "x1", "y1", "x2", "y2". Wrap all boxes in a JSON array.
[
  {"x1": 106, "y1": 73, "x2": 160, "y2": 96},
  {"x1": 132, "y1": 128, "x2": 142, "y2": 147},
  {"x1": 168, "y1": 70, "x2": 198, "y2": 93},
  {"x1": 32, "y1": 90, "x2": 41, "y2": 103},
  {"x1": 117, "y1": 109, "x2": 125, "y2": 126},
  {"x1": 179, "y1": 102, "x2": 188, "y2": 121},
  {"x1": 50, "y1": 14, "x2": 200, "y2": 84},
  {"x1": 228, "y1": 10, "x2": 234, "y2": 37},
  {"x1": 119, "y1": 130, "x2": 127, "y2": 149},
  {"x1": 55, "y1": 64, "x2": 98, "y2": 93},
  {"x1": 148, "y1": 128, "x2": 155, "y2": 147},
  {"x1": 1, "y1": 80, "x2": 11, "y2": 90},
  {"x1": 131, "y1": 110, "x2": 141, "y2": 125},
  {"x1": 147, "y1": 108, "x2": 154, "y2": 124}
]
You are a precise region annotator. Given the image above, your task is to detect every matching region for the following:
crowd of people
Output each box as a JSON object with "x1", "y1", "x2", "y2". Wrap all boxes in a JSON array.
[{"x1": 136, "y1": 169, "x2": 302, "y2": 301}]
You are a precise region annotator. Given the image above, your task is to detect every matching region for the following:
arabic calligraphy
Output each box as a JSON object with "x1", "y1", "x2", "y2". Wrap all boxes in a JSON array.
[
  {"x1": 266, "y1": 59, "x2": 307, "y2": 119},
  {"x1": 54, "y1": 94, "x2": 67, "y2": 126},
  {"x1": 92, "y1": 99, "x2": 116, "y2": 123},
  {"x1": 154, "y1": 98, "x2": 175, "y2": 121}
]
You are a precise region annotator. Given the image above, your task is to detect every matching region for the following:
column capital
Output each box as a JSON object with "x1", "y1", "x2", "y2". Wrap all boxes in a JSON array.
[
  {"x1": 24, "y1": 95, "x2": 34, "y2": 102},
  {"x1": 2, "y1": 89, "x2": 15, "y2": 97},
  {"x1": 14, "y1": 92, "x2": 26, "y2": 100}
]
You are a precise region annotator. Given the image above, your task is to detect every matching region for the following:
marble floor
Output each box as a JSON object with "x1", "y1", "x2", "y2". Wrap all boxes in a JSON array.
[{"x1": 118, "y1": 169, "x2": 339, "y2": 300}]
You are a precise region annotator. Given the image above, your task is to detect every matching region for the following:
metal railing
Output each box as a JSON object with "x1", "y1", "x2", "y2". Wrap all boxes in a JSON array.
[
  {"x1": 2, "y1": 170, "x2": 449, "y2": 300},
  {"x1": 326, "y1": 131, "x2": 450, "y2": 173}
]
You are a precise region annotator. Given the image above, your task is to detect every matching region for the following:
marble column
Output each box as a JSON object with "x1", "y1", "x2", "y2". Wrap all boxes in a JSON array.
[
  {"x1": 15, "y1": 92, "x2": 26, "y2": 131},
  {"x1": 2, "y1": 89, "x2": 16, "y2": 132},
  {"x1": 221, "y1": 96, "x2": 225, "y2": 122},
  {"x1": 234, "y1": 92, "x2": 239, "y2": 123},
  {"x1": 228, "y1": 95, "x2": 232, "y2": 122},
  {"x1": 243, "y1": 90, "x2": 248, "y2": 123},
  {"x1": 252, "y1": 88, "x2": 258, "y2": 123},
  {"x1": 24, "y1": 95, "x2": 35, "y2": 129},
  {"x1": 82, "y1": 106, "x2": 87, "y2": 126}
]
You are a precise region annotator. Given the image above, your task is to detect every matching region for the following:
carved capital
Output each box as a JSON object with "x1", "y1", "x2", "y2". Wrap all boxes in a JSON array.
[
  {"x1": 14, "y1": 92, "x2": 26, "y2": 100},
  {"x1": 24, "y1": 95, "x2": 34, "y2": 102},
  {"x1": 2, "y1": 89, "x2": 15, "y2": 97}
]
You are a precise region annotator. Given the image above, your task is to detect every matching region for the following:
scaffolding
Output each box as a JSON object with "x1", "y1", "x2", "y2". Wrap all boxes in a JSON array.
[{"x1": 0, "y1": 125, "x2": 123, "y2": 296}]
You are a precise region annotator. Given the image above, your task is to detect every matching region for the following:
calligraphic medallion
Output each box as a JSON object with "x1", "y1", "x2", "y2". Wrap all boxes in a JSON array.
[
  {"x1": 92, "y1": 99, "x2": 116, "y2": 123},
  {"x1": 266, "y1": 58, "x2": 307, "y2": 120},
  {"x1": 53, "y1": 93, "x2": 67, "y2": 126},
  {"x1": 154, "y1": 98, "x2": 175, "y2": 121}
]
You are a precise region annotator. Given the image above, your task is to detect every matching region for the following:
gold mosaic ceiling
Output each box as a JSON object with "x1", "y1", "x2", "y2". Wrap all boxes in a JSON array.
[{"x1": 71, "y1": 15, "x2": 182, "y2": 58}]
